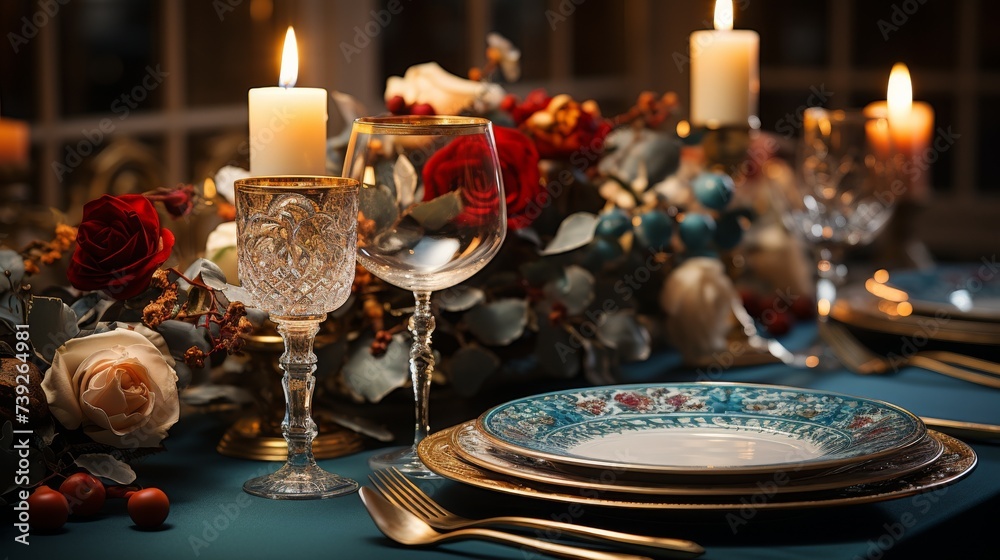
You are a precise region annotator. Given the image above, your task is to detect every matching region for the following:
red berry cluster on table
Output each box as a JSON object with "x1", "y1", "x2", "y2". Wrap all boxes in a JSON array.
[{"x1": 28, "y1": 473, "x2": 170, "y2": 532}]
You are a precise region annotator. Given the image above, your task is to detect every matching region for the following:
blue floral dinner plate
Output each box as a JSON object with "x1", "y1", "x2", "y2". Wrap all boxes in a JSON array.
[
  {"x1": 476, "y1": 383, "x2": 926, "y2": 477},
  {"x1": 883, "y1": 265, "x2": 1000, "y2": 321}
]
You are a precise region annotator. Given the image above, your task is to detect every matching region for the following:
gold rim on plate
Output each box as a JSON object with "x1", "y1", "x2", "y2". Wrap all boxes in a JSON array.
[
  {"x1": 473, "y1": 382, "x2": 927, "y2": 478},
  {"x1": 830, "y1": 287, "x2": 1000, "y2": 344},
  {"x1": 447, "y1": 421, "x2": 945, "y2": 497},
  {"x1": 418, "y1": 428, "x2": 976, "y2": 510}
]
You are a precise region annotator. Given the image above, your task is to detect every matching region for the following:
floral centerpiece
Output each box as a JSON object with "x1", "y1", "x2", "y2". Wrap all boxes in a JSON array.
[
  {"x1": 205, "y1": 34, "x2": 785, "y2": 403},
  {"x1": 1, "y1": 188, "x2": 253, "y2": 494}
]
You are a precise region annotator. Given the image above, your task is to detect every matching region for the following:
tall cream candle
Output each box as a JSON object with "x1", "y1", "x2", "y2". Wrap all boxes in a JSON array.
[
  {"x1": 689, "y1": 0, "x2": 759, "y2": 129},
  {"x1": 864, "y1": 63, "x2": 934, "y2": 198},
  {"x1": 249, "y1": 27, "x2": 327, "y2": 176}
]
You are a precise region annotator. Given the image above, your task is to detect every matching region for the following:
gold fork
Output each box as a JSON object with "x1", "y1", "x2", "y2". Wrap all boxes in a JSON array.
[
  {"x1": 820, "y1": 321, "x2": 1000, "y2": 389},
  {"x1": 369, "y1": 468, "x2": 704, "y2": 558}
]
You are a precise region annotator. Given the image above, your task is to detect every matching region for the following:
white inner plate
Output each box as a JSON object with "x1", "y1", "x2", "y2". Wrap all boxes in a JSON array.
[{"x1": 570, "y1": 428, "x2": 824, "y2": 467}]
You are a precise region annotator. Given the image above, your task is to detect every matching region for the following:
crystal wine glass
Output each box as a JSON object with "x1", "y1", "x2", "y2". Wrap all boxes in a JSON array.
[
  {"x1": 781, "y1": 108, "x2": 903, "y2": 365},
  {"x1": 235, "y1": 176, "x2": 360, "y2": 499},
  {"x1": 343, "y1": 116, "x2": 507, "y2": 478}
]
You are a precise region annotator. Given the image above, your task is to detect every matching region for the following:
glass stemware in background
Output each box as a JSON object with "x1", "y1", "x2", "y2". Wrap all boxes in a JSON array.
[
  {"x1": 236, "y1": 176, "x2": 360, "y2": 499},
  {"x1": 782, "y1": 108, "x2": 903, "y2": 365},
  {"x1": 344, "y1": 116, "x2": 507, "y2": 478}
]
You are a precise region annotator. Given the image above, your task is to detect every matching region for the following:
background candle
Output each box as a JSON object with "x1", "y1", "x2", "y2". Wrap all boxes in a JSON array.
[
  {"x1": 864, "y1": 63, "x2": 934, "y2": 198},
  {"x1": 0, "y1": 109, "x2": 30, "y2": 166},
  {"x1": 248, "y1": 27, "x2": 327, "y2": 176},
  {"x1": 690, "y1": 0, "x2": 759, "y2": 129}
]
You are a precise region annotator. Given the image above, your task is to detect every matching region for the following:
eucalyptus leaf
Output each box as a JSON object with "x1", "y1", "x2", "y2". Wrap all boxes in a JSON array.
[
  {"x1": 71, "y1": 293, "x2": 110, "y2": 327},
  {"x1": 0, "y1": 248, "x2": 24, "y2": 290},
  {"x1": 180, "y1": 384, "x2": 255, "y2": 406},
  {"x1": 437, "y1": 286, "x2": 485, "y2": 312},
  {"x1": 27, "y1": 296, "x2": 79, "y2": 362},
  {"x1": 394, "y1": 154, "x2": 419, "y2": 208},
  {"x1": 157, "y1": 319, "x2": 212, "y2": 355},
  {"x1": 449, "y1": 345, "x2": 500, "y2": 396},
  {"x1": 596, "y1": 311, "x2": 651, "y2": 362},
  {"x1": 515, "y1": 227, "x2": 542, "y2": 247},
  {"x1": 222, "y1": 283, "x2": 253, "y2": 306},
  {"x1": 75, "y1": 453, "x2": 137, "y2": 484},
  {"x1": 184, "y1": 287, "x2": 215, "y2": 316},
  {"x1": 464, "y1": 299, "x2": 528, "y2": 346},
  {"x1": 359, "y1": 184, "x2": 400, "y2": 232},
  {"x1": 543, "y1": 265, "x2": 595, "y2": 316},
  {"x1": 539, "y1": 212, "x2": 599, "y2": 255},
  {"x1": 342, "y1": 333, "x2": 410, "y2": 403},
  {"x1": 185, "y1": 258, "x2": 228, "y2": 289},
  {"x1": 0, "y1": 291, "x2": 24, "y2": 327},
  {"x1": 407, "y1": 190, "x2": 463, "y2": 231}
]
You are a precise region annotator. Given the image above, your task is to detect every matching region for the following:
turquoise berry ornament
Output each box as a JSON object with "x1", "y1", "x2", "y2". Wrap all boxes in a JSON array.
[
  {"x1": 595, "y1": 208, "x2": 631, "y2": 238},
  {"x1": 635, "y1": 210, "x2": 673, "y2": 250},
  {"x1": 714, "y1": 211, "x2": 744, "y2": 250},
  {"x1": 679, "y1": 213, "x2": 716, "y2": 249},
  {"x1": 692, "y1": 172, "x2": 735, "y2": 210},
  {"x1": 583, "y1": 237, "x2": 625, "y2": 269}
]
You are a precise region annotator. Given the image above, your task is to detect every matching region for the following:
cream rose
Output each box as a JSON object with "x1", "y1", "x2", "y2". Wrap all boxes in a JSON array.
[
  {"x1": 42, "y1": 328, "x2": 180, "y2": 448},
  {"x1": 384, "y1": 62, "x2": 505, "y2": 115}
]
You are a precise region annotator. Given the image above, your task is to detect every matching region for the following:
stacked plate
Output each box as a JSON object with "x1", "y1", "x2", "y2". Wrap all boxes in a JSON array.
[
  {"x1": 417, "y1": 383, "x2": 977, "y2": 510},
  {"x1": 831, "y1": 265, "x2": 1000, "y2": 345}
]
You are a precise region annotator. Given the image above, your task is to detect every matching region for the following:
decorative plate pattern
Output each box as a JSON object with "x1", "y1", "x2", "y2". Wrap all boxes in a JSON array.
[
  {"x1": 477, "y1": 382, "x2": 925, "y2": 475},
  {"x1": 417, "y1": 429, "x2": 976, "y2": 511},
  {"x1": 450, "y1": 422, "x2": 944, "y2": 495}
]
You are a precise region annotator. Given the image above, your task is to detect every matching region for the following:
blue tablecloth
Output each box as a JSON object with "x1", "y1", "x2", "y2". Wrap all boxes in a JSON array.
[{"x1": 6, "y1": 351, "x2": 999, "y2": 560}]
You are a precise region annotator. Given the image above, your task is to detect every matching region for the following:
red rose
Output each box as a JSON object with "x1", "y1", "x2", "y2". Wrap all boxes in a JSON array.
[
  {"x1": 145, "y1": 184, "x2": 196, "y2": 219},
  {"x1": 67, "y1": 194, "x2": 175, "y2": 300},
  {"x1": 422, "y1": 126, "x2": 542, "y2": 230}
]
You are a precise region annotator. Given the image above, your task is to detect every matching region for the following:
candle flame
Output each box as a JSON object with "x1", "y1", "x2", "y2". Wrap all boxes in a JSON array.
[
  {"x1": 279, "y1": 26, "x2": 298, "y2": 88},
  {"x1": 887, "y1": 62, "x2": 912, "y2": 122},
  {"x1": 714, "y1": 0, "x2": 734, "y2": 31}
]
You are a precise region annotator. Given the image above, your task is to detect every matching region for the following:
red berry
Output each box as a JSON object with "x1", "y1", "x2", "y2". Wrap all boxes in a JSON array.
[
  {"x1": 29, "y1": 486, "x2": 69, "y2": 532},
  {"x1": 386, "y1": 95, "x2": 408, "y2": 115},
  {"x1": 128, "y1": 488, "x2": 170, "y2": 529},
  {"x1": 766, "y1": 311, "x2": 793, "y2": 336},
  {"x1": 59, "y1": 473, "x2": 106, "y2": 517},
  {"x1": 410, "y1": 103, "x2": 436, "y2": 116}
]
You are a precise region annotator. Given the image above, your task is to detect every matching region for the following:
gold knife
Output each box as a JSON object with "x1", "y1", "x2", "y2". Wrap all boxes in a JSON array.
[{"x1": 921, "y1": 417, "x2": 1000, "y2": 440}]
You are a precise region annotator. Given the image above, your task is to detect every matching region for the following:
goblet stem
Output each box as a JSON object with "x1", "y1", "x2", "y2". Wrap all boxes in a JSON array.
[
  {"x1": 410, "y1": 291, "x2": 435, "y2": 448},
  {"x1": 278, "y1": 319, "x2": 322, "y2": 467},
  {"x1": 814, "y1": 245, "x2": 847, "y2": 321},
  {"x1": 366, "y1": 292, "x2": 439, "y2": 478},
  {"x1": 242, "y1": 317, "x2": 358, "y2": 499}
]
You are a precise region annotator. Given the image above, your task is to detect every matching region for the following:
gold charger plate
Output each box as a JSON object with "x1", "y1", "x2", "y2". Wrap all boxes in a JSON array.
[
  {"x1": 831, "y1": 286, "x2": 1000, "y2": 344},
  {"x1": 418, "y1": 428, "x2": 976, "y2": 510},
  {"x1": 448, "y1": 421, "x2": 945, "y2": 496}
]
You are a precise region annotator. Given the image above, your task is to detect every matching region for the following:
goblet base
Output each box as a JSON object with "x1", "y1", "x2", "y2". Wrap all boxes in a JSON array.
[
  {"x1": 368, "y1": 445, "x2": 439, "y2": 479},
  {"x1": 243, "y1": 463, "x2": 359, "y2": 500}
]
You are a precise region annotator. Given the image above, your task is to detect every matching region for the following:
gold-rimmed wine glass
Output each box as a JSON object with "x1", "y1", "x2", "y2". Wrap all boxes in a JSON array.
[
  {"x1": 343, "y1": 116, "x2": 507, "y2": 478},
  {"x1": 235, "y1": 176, "x2": 360, "y2": 499}
]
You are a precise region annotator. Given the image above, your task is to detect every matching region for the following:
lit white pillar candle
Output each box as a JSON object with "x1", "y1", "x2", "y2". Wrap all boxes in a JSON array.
[
  {"x1": 248, "y1": 27, "x2": 327, "y2": 176},
  {"x1": 689, "y1": 0, "x2": 759, "y2": 129},
  {"x1": 864, "y1": 63, "x2": 934, "y2": 197}
]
